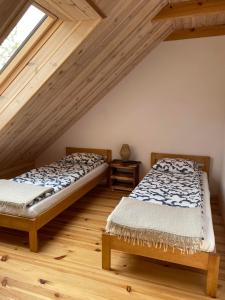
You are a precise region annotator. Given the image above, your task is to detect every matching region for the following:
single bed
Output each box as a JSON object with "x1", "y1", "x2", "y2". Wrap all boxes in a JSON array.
[
  {"x1": 0, "y1": 147, "x2": 111, "y2": 252},
  {"x1": 102, "y1": 153, "x2": 220, "y2": 298}
]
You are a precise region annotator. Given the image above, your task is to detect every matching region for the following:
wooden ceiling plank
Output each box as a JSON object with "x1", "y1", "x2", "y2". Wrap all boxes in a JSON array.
[
  {"x1": 34, "y1": 2, "x2": 160, "y2": 116},
  {"x1": 153, "y1": 0, "x2": 225, "y2": 21},
  {"x1": 2, "y1": 0, "x2": 140, "y2": 107},
  {"x1": 0, "y1": 17, "x2": 61, "y2": 95},
  {"x1": 0, "y1": 0, "x2": 141, "y2": 166},
  {"x1": 0, "y1": 0, "x2": 141, "y2": 127},
  {"x1": 0, "y1": 1, "x2": 176, "y2": 167},
  {"x1": 55, "y1": 24, "x2": 173, "y2": 137},
  {"x1": 35, "y1": 0, "x2": 83, "y2": 20},
  {"x1": 0, "y1": 1, "x2": 161, "y2": 164},
  {"x1": 25, "y1": 1, "x2": 165, "y2": 117},
  {"x1": 0, "y1": 1, "x2": 149, "y2": 137},
  {"x1": 49, "y1": 0, "x2": 90, "y2": 20},
  {"x1": 0, "y1": 20, "x2": 100, "y2": 136},
  {"x1": 35, "y1": 0, "x2": 101, "y2": 21},
  {"x1": 17, "y1": 23, "x2": 173, "y2": 161},
  {"x1": 53, "y1": 24, "x2": 173, "y2": 142},
  {"x1": 71, "y1": 0, "x2": 103, "y2": 19},
  {"x1": 31, "y1": 24, "x2": 173, "y2": 160},
  {"x1": 29, "y1": 1, "x2": 153, "y2": 104},
  {"x1": 0, "y1": 2, "x2": 166, "y2": 159},
  {"x1": 1, "y1": 22, "x2": 81, "y2": 114},
  {"x1": 165, "y1": 23, "x2": 225, "y2": 40}
]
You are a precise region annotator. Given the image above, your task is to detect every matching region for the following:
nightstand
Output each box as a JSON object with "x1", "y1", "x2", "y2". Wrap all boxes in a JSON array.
[{"x1": 109, "y1": 159, "x2": 141, "y2": 191}]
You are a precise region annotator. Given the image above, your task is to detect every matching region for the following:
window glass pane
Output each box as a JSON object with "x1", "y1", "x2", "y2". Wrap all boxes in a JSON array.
[{"x1": 0, "y1": 5, "x2": 46, "y2": 73}]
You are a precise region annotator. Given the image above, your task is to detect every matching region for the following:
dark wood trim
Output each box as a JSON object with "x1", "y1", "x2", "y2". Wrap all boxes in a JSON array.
[
  {"x1": 165, "y1": 24, "x2": 225, "y2": 41},
  {"x1": 153, "y1": 0, "x2": 225, "y2": 22}
]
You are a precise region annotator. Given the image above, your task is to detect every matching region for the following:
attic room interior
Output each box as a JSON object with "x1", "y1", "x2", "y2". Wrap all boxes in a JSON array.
[{"x1": 1, "y1": 0, "x2": 225, "y2": 299}]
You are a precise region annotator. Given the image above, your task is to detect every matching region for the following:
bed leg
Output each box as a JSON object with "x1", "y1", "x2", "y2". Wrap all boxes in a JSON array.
[
  {"x1": 29, "y1": 230, "x2": 38, "y2": 252},
  {"x1": 102, "y1": 233, "x2": 111, "y2": 270},
  {"x1": 206, "y1": 253, "x2": 220, "y2": 298}
]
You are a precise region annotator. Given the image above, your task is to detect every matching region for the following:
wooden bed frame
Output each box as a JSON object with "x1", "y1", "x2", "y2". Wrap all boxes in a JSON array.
[
  {"x1": 102, "y1": 152, "x2": 220, "y2": 298},
  {"x1": 0, "y1": 147, "x2": 111, "y2": 252}
]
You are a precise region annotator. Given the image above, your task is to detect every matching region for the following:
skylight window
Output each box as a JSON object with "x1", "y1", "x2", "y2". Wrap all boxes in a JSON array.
[{"x1": 0, "y1": 5, "x2": 46, "y2": 73}]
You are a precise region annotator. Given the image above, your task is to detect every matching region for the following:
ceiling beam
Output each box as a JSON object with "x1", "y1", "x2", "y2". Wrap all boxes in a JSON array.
[
  {"x1": 153, "y1": 0, "x2": 225, "y2": 21},
  {"x1": 165, "y1": 23, "x2": 225, "y2": 40}
]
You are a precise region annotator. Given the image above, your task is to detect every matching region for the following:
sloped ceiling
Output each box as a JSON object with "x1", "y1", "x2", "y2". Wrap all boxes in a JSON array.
[
  {"x1": 0, "y1": 0, "x2": 29, "y2": 44},
  {"x1": 0, "y1": 0, "x2": 225, "y2": 170}
]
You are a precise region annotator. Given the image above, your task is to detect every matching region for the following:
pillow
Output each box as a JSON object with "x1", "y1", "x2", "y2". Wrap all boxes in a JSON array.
[
  {"x1": 61, "y1": 152, "x2": 104, "y2": 166},
  {"x1": 152, "y1": 158, "x2": 198, "y2": 174}
]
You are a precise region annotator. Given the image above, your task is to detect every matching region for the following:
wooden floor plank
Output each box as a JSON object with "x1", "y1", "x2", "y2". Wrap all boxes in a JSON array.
[{"x1": 0, "y1": 187, "x2": 224, "y2": 299}]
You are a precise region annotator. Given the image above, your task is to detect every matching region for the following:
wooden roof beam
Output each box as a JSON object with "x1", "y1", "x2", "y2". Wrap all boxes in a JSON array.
[
  {"x1": 153, "y1": 0, "x2": 225, "y2": 21},
  {"x1": 165, "y1": 24, "x2": 225, "y2": 40}
]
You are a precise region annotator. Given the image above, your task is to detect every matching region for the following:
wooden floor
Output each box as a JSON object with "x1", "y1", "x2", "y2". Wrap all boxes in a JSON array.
[{"x1": 0, "y1": 187, "x2": 225, "y2": 299}]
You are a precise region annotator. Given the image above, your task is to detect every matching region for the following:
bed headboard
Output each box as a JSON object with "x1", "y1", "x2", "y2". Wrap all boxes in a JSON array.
[
  {"x1": 151, "y1": 152, "x2": 210, "y2": 175},
  {"x1": 66, "y1": 147, "x2": 112, "y2": 163}
]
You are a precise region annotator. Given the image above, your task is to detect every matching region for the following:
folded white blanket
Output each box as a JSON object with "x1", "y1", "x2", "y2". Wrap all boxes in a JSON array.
[
  {"x1": 106, "y1": 197, "x2": 203, "y2": 253},
  {"x1": 0, "y1": 180, "x2": 53, "y2": 209}
]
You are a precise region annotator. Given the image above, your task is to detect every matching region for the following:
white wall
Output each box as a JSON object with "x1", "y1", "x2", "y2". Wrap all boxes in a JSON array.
[{"x1": 37, "y1": 36, "x2": 225, "y2": 195}]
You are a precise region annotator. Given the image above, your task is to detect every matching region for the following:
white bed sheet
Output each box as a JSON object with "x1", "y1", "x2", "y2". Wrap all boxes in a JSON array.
[
  {"x1": 0, "y1": 163, "x2": 108, "y2": 218},
  {"x1": 201, "y1": 172, "x2": 215, "y2": 252}
]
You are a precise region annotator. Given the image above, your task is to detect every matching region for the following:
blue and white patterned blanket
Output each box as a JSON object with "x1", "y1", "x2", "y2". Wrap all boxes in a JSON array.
[
  {"x1": 129, "y1": 169, "x2": 203, "y2": 208},
  {"x1": 107, "y1": 169, "x2": 204, "y2": 253},
  {"x1": 13, "y1": 159, "x2": 104, "y2": 207}
]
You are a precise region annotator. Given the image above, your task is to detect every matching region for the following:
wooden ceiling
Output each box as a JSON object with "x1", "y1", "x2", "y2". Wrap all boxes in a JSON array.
[
  {"x1": 156, "y1": 0, "x2": 225, "y2": 40},
  {"x1": 0, "y1": 0, "x2": 29, "y2": 44},
  {"x1": 0, "y1": 0, "x2": 225, "y2": 171},
  {"x1": 35, "y1": 0, "x2": 102, "y2": 20}
]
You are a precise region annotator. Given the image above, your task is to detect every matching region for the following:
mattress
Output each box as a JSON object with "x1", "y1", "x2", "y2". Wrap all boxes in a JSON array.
[
  {"x1": 134, "y1": 171, "x2": 215, "y2": 252},
  {"x1": 201, "y1": 172, "x2": 215, "y2": 252},
  {"x1": 111, "y1": 171, "x2": 215, "y2": 253},
  {"x1": 0, "y1": 163, "x2": 108, "y2": 218}
]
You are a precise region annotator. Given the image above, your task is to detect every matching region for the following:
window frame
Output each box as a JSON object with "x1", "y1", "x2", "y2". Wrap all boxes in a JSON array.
[{"x1": 0, "y1": 4, "x2": 59, "y2": 94}]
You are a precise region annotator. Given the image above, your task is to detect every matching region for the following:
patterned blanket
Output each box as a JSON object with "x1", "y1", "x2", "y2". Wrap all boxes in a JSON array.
[
  {"x1": 106, "y1": 170, "x2": 204, "y2": 253},
  {"x1": 13, "y1": 159, "x2": 104, "y2": 207},
  {"x1": 106, "y1": 197, "x2": 203, "y2": 253},
  {"x1": 129, "y1": 169, "x2": 203, "y2": 208}
]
